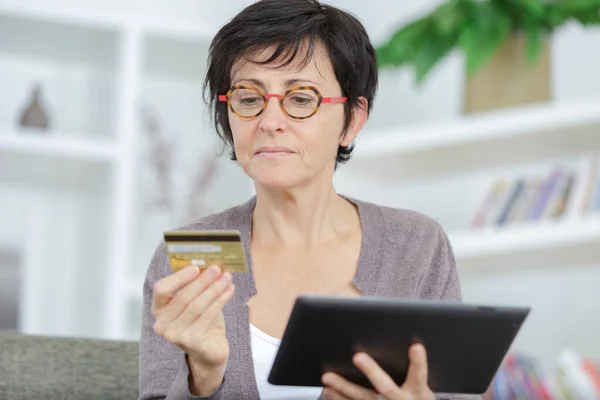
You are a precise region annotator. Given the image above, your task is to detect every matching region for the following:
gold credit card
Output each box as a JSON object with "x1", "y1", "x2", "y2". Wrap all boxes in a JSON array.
[{"x1": 163, "y1": 230, "x2": 249, "y2": 273}]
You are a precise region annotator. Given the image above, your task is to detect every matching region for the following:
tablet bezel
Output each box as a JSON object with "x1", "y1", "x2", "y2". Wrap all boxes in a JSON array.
[{"x1": 267, "y1": 295, "x2": 530, "y2": 394}]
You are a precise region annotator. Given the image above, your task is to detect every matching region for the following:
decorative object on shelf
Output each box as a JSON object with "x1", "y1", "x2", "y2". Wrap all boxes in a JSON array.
[
  {"x1": 375, "y1": 0, "x2": 600, "y2": 114},
  {"x1": 181, "y1": 155, "x2": 219, "y2": 223},
  {"x1": 140, "y1": 104, "x2": 174, "y2": 212},
  {"x1": 463, "y1": 32, "x2": 550, "y2": 114},
  {"x1": 18, "y1": 83, "x2": 51, "y2": 131},
  {"x1": 139, "y1": 103, "x2": 222, "y2": 223}
]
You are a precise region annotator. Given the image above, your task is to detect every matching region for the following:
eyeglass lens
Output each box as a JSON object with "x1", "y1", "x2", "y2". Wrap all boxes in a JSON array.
[{"x1": 229, "y1": 87, "x2": 319, "y2": 118}]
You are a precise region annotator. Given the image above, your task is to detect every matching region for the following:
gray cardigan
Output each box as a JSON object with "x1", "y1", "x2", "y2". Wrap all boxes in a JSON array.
[{"x1": 139, "y1": 196, "x2": 482, "y2": 400}]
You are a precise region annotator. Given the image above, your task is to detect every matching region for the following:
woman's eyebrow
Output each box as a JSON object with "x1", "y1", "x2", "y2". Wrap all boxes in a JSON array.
[
  {"x1": 231, "y1": 78, "x2": 266, "y2": 88},
  {"x1": 284, "y1": 78, "x2": 321, "y2": 86},
  {"x1": 230, "y1": 78, "x2": 321, "y2": 87}
]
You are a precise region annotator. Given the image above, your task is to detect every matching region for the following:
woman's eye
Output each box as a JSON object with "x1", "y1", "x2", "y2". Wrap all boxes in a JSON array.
[
  {"x1": 290, "y1": 95, "x2": 314, "y2": 106},
  {"x1": 240, "y1": 97, "x2": 260, "y2": 105}
]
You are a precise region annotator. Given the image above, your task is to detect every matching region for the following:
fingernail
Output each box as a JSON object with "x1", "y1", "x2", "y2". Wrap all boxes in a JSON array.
[
  {"x1": 186, "y1": 265, "x2": 200, "y2": 276},
  {"x1": 208, "y1": 264, "x2": 221, "y2": 276},
  {"x1": 412, "y1": 343, "x2": 424, "y2": 355},
  {"x1": 354, "y1": 353, "x2": 366, "y2": 365}
]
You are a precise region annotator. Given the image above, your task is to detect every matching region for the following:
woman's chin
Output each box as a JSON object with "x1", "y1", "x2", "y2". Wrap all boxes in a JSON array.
[
  {"x1": 250, "y1": 170, "x2": 305, "y2": 191},
  {"x1": 253, "y1": 177, "x2": 299, "y2": 191}
]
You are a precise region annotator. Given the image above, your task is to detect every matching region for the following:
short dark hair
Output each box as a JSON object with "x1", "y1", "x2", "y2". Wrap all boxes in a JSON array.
[{"x1": 203, "y1": 0, "x2": 378, "y2": 166}]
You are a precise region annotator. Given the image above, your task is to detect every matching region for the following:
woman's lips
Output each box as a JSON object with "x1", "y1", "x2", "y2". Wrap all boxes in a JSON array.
[{"x1": 255, "y1": 146, "x2": 294, "y2": 157}]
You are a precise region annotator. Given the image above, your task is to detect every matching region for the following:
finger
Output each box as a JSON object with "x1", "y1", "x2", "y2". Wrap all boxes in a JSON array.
[
  {"x1": 191, "y1": 282, "x2": 235, "y2": 332},
  {"x1": 404, "y1": 343, "x2": 429, "y2": 389},
  {"x1": 322, "y1": 371, "x2": 377, "y2": 400},
  {"x1": 176, "y1": 271, "x2": 233, "y2": 329},
  {"x1": 152, "y1": 265, "x2": 200, "y2": 311},
  {"x1": 157, "y1": 265, "x2": 223, "y2": 324},
  {"x1": 352, "y1": 352, "x2": 401, "y2": 398},
  {"x1": 322, "y1": 387, "x2": 353, "y2": 400}
]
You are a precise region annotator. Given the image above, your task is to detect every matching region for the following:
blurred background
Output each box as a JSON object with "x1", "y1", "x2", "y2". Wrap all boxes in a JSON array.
[{"x1": 1, "y1": 0, "x2": 599, "y2": 397}]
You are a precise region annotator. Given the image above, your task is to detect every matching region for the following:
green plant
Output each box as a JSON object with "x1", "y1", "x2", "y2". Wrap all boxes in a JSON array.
[{"x1": 376, "y1": 0, "x2": 600, "y2": 84}]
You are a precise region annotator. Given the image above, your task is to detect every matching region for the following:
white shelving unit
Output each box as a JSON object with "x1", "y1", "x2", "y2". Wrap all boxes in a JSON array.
[
  {"x1": 335, "y1": 98, "x2": 600, "y2": 279},
  {"x1": 0, "y1": 3, "x2": 254, "y2": 340}
]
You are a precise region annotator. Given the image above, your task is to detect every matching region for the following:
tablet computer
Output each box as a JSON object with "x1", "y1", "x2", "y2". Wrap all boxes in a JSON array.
[{"x1": 267, "y1": 295, "x2": 530, "y2": 394}]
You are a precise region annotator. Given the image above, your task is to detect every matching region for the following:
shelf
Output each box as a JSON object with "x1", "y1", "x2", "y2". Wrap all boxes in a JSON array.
[
  {"x1": 0, "y1": 2, "x2": 125, "y2": 31},
  {"x1": 348, "y1": 99, "x2": 600, "y2": 182},
  {"x1": 0, "y1": 2, "x2": 216, "y2": 42},
  {"x1": 0, "y1": 130, "x2": 117, "y2": 160},
  {"x1": 0, "y1": 131, "x2": 118, "y2": 185},
  {"x1": 0, "y1": 7, "x2": 120, "y2": 64},
  {"x1": 451, "y1": 215, "x2": 600, "y2": 277}
]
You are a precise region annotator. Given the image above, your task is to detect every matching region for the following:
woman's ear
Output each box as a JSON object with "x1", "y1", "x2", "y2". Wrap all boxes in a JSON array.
[{"x1": 339, "y1": 97, "x2": 368, "y2": 147}]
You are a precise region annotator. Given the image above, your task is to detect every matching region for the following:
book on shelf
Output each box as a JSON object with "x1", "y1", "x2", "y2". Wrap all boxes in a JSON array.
[
  {"x1": 471, "y1": 155, "x2": 600, "y2": 230},
  {"x1": 483, "y1": 349, "x2": 600, "y2": 400}
]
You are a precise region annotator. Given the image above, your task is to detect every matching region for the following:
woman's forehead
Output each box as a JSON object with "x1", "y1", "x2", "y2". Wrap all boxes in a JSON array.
[{"x1": 230, "y1": 43, "x2": 334, "y2": 85}]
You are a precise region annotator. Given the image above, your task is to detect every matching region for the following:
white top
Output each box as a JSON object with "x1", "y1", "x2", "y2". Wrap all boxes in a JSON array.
[{"x1": 250, "y1": 323, "x2": 323, "y2": 399}]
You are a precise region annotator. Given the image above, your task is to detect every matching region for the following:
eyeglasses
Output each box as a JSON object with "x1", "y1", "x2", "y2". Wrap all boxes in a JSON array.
[{"x1": 218, "y1": 85, "x2": 347, "y2": 120}]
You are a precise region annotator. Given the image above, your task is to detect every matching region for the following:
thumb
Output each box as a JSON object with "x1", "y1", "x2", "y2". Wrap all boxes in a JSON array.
[{"x1": 404, "y1": 343, "x2": 429, "y2": 389}]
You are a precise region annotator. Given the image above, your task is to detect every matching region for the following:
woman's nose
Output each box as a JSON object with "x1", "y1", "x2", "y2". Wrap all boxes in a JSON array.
[{"x1": 259, "y1": 95, "x2": 287, "y2": 133}]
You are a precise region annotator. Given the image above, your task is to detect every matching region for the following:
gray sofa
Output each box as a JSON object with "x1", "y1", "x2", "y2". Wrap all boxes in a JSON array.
[{"x1": 0, "y1": 331, "x2": 139, "y2": 400}]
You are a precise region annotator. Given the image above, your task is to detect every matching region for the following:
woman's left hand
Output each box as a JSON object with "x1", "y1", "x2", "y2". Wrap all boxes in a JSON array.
[{"x1": 321, "y1": 343, "x2": 435, "y2": 400}]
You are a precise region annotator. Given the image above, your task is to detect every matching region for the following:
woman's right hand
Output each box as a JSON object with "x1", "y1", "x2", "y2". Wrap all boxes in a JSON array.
[{"x1": 151, "y1": 264, "x2": 235, "y2": 394}]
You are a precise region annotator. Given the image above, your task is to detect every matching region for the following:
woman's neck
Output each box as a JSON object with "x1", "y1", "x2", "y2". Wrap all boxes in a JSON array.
[{"x1": 252, "y1": 179, "x2": 357, "y2": 248}]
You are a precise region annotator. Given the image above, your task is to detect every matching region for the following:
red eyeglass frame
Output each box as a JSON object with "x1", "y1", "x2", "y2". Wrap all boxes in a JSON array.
[{"x1": 218, "y1": 85, "x2": 347, "y2": 120}]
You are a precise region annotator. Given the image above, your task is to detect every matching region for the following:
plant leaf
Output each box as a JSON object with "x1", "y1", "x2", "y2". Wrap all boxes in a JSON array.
[
  {"x1": 412, "y1": 30, "x2": 457, "y2": 84},
  {"x1": 524, "y1": 19, "x2": 544, "y2": 63},
  {"x1": 460, "y1": 1, "x2": 512, "y2": 76},
  {"x1": 432, "y1": 0, "x2": 467, "y2": 35},
  {"x1": 376, "y1": 18, "x2": 430, "y2": 68},
  {"x1": 374, "y1": 0, "x2": 600, "y2": 85}
]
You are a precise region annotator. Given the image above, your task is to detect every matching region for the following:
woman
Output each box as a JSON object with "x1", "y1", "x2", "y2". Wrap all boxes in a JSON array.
[{"x1": 139, "y1": 1, "x2": 480, "y2": 399}]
